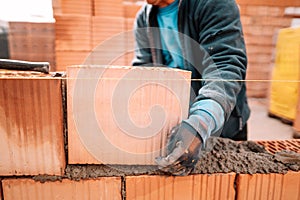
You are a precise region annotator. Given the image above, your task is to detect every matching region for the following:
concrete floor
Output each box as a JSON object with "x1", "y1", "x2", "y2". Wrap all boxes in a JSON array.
[{"x1": 248, "y1": 98, "x2": 294, "y2": 141}]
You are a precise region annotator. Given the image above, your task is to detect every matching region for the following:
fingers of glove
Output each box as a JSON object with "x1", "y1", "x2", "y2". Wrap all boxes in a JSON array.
[
  {"x1": 155, "y1": 141, "x2": 185, "y2": 168},
  {"x1": 166, "y1": 125, "x2": 181, "y2": 154},
  {"x1": 157, "y1": 155, "x2": 195, "y2": 176},
  {"x1": 162, "y1": 164, "x2": 193, "y2": 176}
]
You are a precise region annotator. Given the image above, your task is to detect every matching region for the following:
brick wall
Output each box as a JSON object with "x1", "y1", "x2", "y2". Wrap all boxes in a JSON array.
[{"x1": 0, "y1": 69, "x2": 300, "y2": 199}]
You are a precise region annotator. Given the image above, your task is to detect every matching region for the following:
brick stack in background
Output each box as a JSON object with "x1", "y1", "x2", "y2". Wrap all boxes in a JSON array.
[
  {"x1": 236, "y1": 0, "x2": 300, "y2": 97},
  {"x1": 8, "y1": 22, "x2": 56, "y2": 70},
  {"x1": 53, "y1": 0, "x2": 92, "y2": 71},
  {"x1": 54, "y1": 14, "x2": 92, "y2": 70},
  {"x1": 53, "y1": 0, "x2": 142, "y2": 71}
]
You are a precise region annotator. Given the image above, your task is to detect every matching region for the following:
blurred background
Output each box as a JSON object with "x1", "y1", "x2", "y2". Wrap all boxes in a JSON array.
[{"x1": 0, "y1": 0, "x2": 300, "y2": 140}]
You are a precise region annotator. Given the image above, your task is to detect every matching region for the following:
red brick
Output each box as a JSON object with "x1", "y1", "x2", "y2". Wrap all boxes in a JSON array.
[
  {"x1": 247, "y1": 52, "x2": 272, "y2": 64},
  {"x1": 246, "y1": 71, "x2": 271, "y2": 81},
  {"x1": 2, "y1": 177, "x2": 121, "y2": 200},
  {"x1": 245, "y1": 44, "x2": 274, "y2": 54},
  {"x1": 8, "y1": 22, "x2": 56, "y2": 69},
  {"x1": 59, "y1": 0, "x2": 92, "y2": 15},
  {"x1": 0, "y1": 181, "x2": 2, "y2": 200},
  {"x1": 67, "y1": 66, "x2": 191, "y2": 164},
  {"x1": 0, "y1": 74, "x2": 65, "y2": 175},
  {"x1": 251, "y1": 16, "x2": 292, "y2": 27},
  {"x1": 246, "y1": 81, "x2": 270, "y2": 98},
  {"x1": 236, "y1": 0, "x2": 300, "y2": 7},
  {"x1": 91, "y1": 16, "x2": 126, "y2": 65},
  {"x1": 126, "y1": 174, "x2": 236, "y2": 200},
  {"x1": 236, "y1": 172, "x2": 300, "y2": 200},
  {"x1": 94, "y1": 0, "x2": 123, "y2": 17},
  {"x1": 240, "y1": 16, "x2": 252, "y2": 26},
  {"x1": 55, "y1": 50, "x2": 91, "y2": 71},
  {"x1": 247, "y1": 61, "x2": 274, "y2": 72},
  {"x1": 54, "y1": 14, "x2": 92, "y2": 51},
  {"x1": 244, "y1": 35, "x2": 274, "y2": 46},
  {"x1": 124, "y1": 2, "x2": 142, "y2": 18},
  {"x1": 92, "y1": 16, "x2": 125, "y2": 48},
  {"x1": 243, "y1": 25, "x2": 278, "y2": 37},
  {"x1": 256, "y1": 140, "x2": 300, "y2": 154},
  {"x1": 244, "y1": 6, "x2": 284, "y2": 17}
]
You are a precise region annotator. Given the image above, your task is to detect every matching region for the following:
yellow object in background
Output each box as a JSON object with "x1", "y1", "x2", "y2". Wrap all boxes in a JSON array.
[{"x1": 269, "y1": 27, "x2": 300, "y2": 122}]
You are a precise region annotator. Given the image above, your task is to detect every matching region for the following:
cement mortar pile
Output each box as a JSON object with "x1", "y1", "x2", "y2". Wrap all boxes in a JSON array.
[{"x1": 192, "y1": 137, "x2": 300, "y2": 174}]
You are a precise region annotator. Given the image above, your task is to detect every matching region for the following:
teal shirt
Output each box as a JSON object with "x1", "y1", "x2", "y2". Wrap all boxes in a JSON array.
[{"x1": 157, "y1": 0, "x2": 184, "y2": 68}]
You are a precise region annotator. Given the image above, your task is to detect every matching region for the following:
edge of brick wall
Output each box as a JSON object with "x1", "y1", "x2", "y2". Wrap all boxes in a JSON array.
[{"x1": 236, "y1": 171, "x2": 300, "y2": 200}]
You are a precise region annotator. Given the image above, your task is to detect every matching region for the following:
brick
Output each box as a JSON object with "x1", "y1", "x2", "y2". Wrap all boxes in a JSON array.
[
  {"x1": 251, "y1": 16, "x2": 292, "y2": 27},
  {"x1": 54, "y1": 14, "x2": 92, "y2": 51},
  {"x1": 236, "y1": 172, "x2": 300, "y2": 200},
  {"x1": 244, "y1": 6, "x2": 284, "y2": 17},
  {"x1": 236, "y1": 0, "x2": 300, "y2": 7},
  {"x1": 247, "y1": 61, "x2": 274, "y2": 72},
  {"x1": 2, "y1": 177, "x2": 121, "y2": 200},
  {"x1": 243, "y1": 25, "x2": 278, "y2": 37},
  {"x1": 8, "y1": 22, "x2": 56, "y2": 69},
  {"x1": 90, "y1": 17, "x2": 126, "y2": 66},
  {"x1": 94, "y1": 0, "x2": 123, "y2": 17},
  {"x1": 55, "y1": 50, "x2": 90, "y2": 71},
  {"x1": 246, "y1": 71, "x2": 271, "y2": 81},
  {"x1": 125, "y1": 18, "x2": 135, "y2": 32},
  {"x1": 256, "y1": 140, "x2": 300, "y2": 154},
  {"x1": 126, "y1": 174, "x2": 236, "y2": 200},
  {"x1": 245, "y1": 44, "x2": 274, "y2": 54},
  {"x1": 59, "y1": 0, "x2": 92, "y2": 15},
  {"x1": 0, "y1": 74, "x2": 65, "y2": 175},
  {"x1": 244, "y1": 35, "x2": 273, "y2": 46},
  {"x1": 0, "y1": 181, "x2": 2, "y2": 200},
  {"x1": 92, "y1": 16, "x2": 125, "y2": 48},
  {"x1": 67, "y1": 66, "x2": 191, "y2": 164},
  {"x1": 246, "y1": 82, "x2": 270, "y2": 98},
  {"x1": 124, "y1": 2, "x2": 142, "y2": 18},
  {"x1": 240, "y1": 16, "x2": 252, "y2": 26},
  {"x1": 247, "y1": 52, "x2": 272, "y2": 64}
]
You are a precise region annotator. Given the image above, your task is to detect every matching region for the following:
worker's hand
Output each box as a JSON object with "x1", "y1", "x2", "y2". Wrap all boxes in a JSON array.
[{"x1": 155, "y1": 121, "x2": 203, "y2": 176}]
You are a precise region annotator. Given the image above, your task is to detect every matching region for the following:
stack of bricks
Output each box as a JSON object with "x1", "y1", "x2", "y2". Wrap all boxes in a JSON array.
[
  {"x1": 236, "y1": 0, "x2": 300, "y2": 97},
  {"x1": 8, "y1": 22, "x2": 56, "y2": 71},
  {"x1": 53, "y1": 0, "x2": 142, "y2": 71}
]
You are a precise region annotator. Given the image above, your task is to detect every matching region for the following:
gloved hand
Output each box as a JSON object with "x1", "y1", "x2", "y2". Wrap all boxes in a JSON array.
[{"x1": 155, "y1": 121, "x2": 203, "y2": 176}]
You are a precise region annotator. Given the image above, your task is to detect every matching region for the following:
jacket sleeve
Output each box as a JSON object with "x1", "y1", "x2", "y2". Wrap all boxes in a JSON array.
[
  {"x1": 131, "y1": 5, "x2": 153, "y2": 66},
  {"x1": 192, "y1": 0, "x2": 247, "y2": 121}
]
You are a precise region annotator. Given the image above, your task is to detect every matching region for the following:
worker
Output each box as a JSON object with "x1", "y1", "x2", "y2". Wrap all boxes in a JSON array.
[{"x1": 132, "y1": 0, "x2": 250, "y2": 175}]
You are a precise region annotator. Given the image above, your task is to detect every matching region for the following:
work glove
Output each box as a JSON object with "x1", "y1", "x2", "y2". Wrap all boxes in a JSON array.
[{"x1": 155, "y1": 121, "x2": 203, "y2": 176}]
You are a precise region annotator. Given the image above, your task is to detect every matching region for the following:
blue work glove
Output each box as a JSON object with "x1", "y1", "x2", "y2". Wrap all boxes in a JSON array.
[{"x1": 155, "y1": 121, "x2": 203, "y2": 175}]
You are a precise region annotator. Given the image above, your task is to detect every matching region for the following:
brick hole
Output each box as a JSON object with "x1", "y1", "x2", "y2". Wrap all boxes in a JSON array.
[{"x1": 267, "y1": 146, "x2": 277, "y2": 154}]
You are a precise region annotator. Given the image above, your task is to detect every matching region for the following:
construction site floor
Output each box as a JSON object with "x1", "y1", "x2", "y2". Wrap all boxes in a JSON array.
[{"x1": 248, "y1": 98, "x2": 293, "y2": 141}]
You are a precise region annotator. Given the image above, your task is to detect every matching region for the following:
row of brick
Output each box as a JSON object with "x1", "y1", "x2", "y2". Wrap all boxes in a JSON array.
[
  {"x1": 52, "y1": 0, "x2": 139, "y2": 17},
  {"x1": 1, "y1": 172, "x2": 299, "y2": 200},
  {"x1": 0, "y1": 66, "x2": 191, "y2": 175}
]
